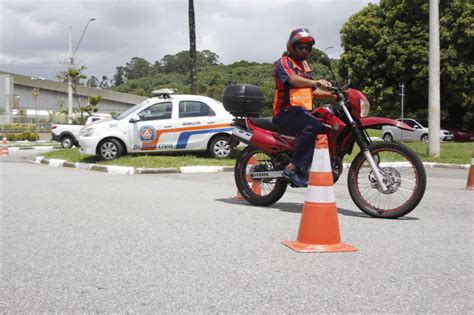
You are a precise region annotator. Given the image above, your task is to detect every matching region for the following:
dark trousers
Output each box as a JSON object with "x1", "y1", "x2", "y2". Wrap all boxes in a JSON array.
[{"x1": 273, "y1": 106, "x2": 323, "y2": 170}]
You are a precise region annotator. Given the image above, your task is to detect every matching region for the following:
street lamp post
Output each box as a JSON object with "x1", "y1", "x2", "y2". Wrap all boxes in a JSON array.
[{"x1": 68, "y1": 18, "x2": 96, "y2": 123}]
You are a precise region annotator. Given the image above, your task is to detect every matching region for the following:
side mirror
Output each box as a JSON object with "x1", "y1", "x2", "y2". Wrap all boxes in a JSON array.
[
  {"x1": 129, "y1": 115, "x2": 141, "y2": 123},
  {"x1": 320, "y1": 53, "x2": 332, "y2": 68}
]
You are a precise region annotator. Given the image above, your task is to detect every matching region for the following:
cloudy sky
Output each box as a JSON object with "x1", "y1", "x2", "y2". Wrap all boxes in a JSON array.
[{"x1": 0, "y1": 0, "x2": 377, "y2": 82}]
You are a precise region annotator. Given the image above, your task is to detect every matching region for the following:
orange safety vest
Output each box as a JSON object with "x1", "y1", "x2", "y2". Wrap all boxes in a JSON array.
[{"x1": 273, "y1": 57, "x2": 313, "y2": 115}]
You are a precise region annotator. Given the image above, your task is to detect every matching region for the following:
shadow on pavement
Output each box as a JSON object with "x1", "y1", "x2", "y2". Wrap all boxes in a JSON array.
[{"x1": 216, "y1": 197, "x2": 419, "y2": 220}]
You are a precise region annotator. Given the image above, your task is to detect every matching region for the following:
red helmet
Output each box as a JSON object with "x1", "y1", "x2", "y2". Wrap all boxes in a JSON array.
[{"x1": 286, "y1": 28, "x2": 315, "y2": 60}]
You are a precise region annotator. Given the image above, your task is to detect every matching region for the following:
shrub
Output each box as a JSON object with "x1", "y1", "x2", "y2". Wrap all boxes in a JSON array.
[{"x1": 2, "y1": 132, "x2": 39, "y2": 141}]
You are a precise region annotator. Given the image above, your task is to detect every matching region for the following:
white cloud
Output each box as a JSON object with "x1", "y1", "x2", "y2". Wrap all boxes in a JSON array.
[{"x1": 0, "y1": 0, "x2": 377, "y2": 80}]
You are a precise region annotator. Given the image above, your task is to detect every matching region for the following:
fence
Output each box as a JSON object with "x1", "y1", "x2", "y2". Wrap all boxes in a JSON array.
[{"x1": 0, "y1": 114, "x2": 57, "y2": 133}]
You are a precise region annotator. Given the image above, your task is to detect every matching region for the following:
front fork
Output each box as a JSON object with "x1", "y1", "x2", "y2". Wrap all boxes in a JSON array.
[{"x1": 340, "y1": 104, "x2": 388, "y2": 192}]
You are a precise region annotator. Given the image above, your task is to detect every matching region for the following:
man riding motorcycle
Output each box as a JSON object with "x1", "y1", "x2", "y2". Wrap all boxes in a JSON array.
[{"x1": 272, "y1": 27, "x2": 333, "y2": 186}]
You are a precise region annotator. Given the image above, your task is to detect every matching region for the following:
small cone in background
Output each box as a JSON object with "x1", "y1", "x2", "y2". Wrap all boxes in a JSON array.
[
  {"x1": 231, "y1": 190, "x2": 245, "y2": 201},
  {"x1": 231, "y1": 154, "x2": 261, "y2": 200},
  {"x1": 282, "y1": 135, "x2": 357, "y2": 253},
  {"x1": 465, "y1": 152, "x2": 474, "y2": 190},
  {"x1": 1, "y1": 136, "x2": 9, "y2": 157}
]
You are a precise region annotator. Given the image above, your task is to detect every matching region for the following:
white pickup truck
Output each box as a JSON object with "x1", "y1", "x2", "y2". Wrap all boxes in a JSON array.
[{"x1": 51, "y1": 115, "x2": 111, "y2": 148}]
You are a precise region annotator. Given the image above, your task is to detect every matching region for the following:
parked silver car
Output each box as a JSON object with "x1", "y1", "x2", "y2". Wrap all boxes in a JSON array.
[{"x1": 381, "y1": 118, "x2": 454, "y2": 142}]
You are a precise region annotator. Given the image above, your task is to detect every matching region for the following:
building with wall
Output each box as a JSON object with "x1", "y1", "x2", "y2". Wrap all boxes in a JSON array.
[{"x1": 0, "y1": 71, "x2": 147, "y2": 123}]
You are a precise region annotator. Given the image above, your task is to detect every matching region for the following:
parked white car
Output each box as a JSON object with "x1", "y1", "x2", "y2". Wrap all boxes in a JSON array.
[
  {"x1": 51, "y1": 114, "x2": 111, "y2": 148},
  {"x1": 78, "y1": 91, "x2": 234, "y2": 160},
  {"x1": 381, "y1": 118, "x2": 454, "y2": 142}
]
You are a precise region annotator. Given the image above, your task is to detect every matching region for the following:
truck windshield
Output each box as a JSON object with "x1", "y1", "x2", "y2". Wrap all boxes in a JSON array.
[{"x1": 116, "y1": 99, "x2": 154, "y2": 120}]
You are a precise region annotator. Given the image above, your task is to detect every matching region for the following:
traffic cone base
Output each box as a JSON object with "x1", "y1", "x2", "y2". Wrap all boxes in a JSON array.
[
  {"x1": 231, "y1": 190, "x2": 246, "y2": 201},
  {"x1": 282, "y1": 240, "x2": 357, "y2": 253},
  {"x1": 282, "y1": 201, "x2": 357, "y2": 253}
]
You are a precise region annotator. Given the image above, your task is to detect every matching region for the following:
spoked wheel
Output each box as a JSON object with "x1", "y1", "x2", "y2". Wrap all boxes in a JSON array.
[
  {"x1": 348, "y1": 142, "x2": 426, "y2": 219},
  {"x1": 234, "y1": 147, "x2": 287, "y2": 206}
]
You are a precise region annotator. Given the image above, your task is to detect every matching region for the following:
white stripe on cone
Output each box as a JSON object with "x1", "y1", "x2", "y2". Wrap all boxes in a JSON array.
[
  {"x1": 310, "y1": 148, "x2": 332, "y2": 173},
  {"x1": 305, "y1": 186, "x2": 336, "y2": 203}
]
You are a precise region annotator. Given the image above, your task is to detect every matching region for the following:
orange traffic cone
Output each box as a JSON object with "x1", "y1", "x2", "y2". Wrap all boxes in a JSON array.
[
  {"x1": 1, "y1": 136, "x2": 9, "y2": 157},
  {"x1": 282, "y1": 134, "x2": 357, "y2": 253},
  {"x1": 231, "y1": 154, "x2": 261, "y2": 200},
  {"x1": 248, "y1": 155, "x2": 261, "y2": 196},
  {"x1": 231, "y1": 190, "x2": 245, "y2": 201},
  {"x1": 465, "y1": 152, "x2": 474, "y2": 190}
]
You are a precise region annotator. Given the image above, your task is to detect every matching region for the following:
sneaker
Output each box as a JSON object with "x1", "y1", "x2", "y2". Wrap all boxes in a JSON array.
[{"x1": 282, "y1": 166, "x2": 308, "y2": 187}]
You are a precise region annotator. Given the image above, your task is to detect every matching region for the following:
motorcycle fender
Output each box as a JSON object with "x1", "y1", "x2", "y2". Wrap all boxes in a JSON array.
[{"x1": 360, "y1": 117, "x2": 415, "y2": 131}]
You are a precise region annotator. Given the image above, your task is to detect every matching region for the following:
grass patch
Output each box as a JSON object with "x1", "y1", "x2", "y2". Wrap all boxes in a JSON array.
[
  {"x1": 42, "y1": 141, "x2": 473, "y2": 168},
  {"x1": 403, "y1": 142, "x2": 473, "y2": 164},
  {"x1": 343, "y1": 141, "x2": 473, "y2": 165}
]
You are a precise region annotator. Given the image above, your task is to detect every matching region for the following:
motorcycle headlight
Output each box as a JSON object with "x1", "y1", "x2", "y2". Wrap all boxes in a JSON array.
[
  {"x1": 81, "y1": 127, "x2": 94, "y2": 137},
  {"x1": 360, "y1": 98, "x2": 370, "y2": 118}
]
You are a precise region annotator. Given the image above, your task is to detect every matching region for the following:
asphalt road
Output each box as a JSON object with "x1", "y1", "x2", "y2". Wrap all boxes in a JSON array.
[{"x1": 1, "y1": 149, "x2": 473, "y2": 313}]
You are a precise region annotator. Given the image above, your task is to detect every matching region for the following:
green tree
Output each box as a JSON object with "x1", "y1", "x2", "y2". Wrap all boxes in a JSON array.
[
  {"x1": 124, "y1": 57, "x2": 154, "y2": 80},
  {"x1": 99, "y1": 75, "x2": 109, "y2": 89},
  {"x1": 113, "y1": 66, "x2": 126, "y2": 86},
  {"x1": 339, "y1": 0, "x2": 473, "y2": 128},
  {"x1": 86, "y1": 75, "x2": 99, "y2": 88},
  {"x1": 73, "y1": 95, "x2": 101, "y2": 124}
]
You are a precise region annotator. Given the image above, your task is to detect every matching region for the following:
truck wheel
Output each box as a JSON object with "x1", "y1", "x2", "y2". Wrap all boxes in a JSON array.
[
  {"x1": 99, "y1": 138, "x2": 123, "y2": 160},
  {"x1": 61, "y1": 135, "x2": 74, "y2": 148},
  {"x1": 208, "y1": 135, "x2": 232, "y2": 159},
  {"x1": 382, "y1": 133, "x2": 393, "y2": 142}
]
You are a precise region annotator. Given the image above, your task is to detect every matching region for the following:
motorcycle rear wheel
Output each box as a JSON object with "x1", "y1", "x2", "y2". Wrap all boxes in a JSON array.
[
  {"x1": 234, "y1": 147, "x2": 287, "y2": 206},
  {"x1": 347, "y1": 141, "x2": 426, "y2": 219}
]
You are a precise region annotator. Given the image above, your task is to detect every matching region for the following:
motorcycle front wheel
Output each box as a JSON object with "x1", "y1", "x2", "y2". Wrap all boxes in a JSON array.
[
  {"x1": 234, "y1": 147, "x2": 287, "y2": 206},
  {"x1": 348, "y1": 141, "x2": 426, "y2": 219}
]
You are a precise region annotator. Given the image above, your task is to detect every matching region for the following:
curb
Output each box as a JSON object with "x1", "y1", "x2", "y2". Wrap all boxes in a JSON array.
[
  {"x1": 9, "y1": 146, "x2": 58, "y2": 151},
  {"x1": 33, "y1": 156, "x2": 234, "y2": 175},
  {"x1": 422, "y1": 162, "x2": 470, "y2": 169},
  {"x1": 32, "y1": 156, "x2": 469, "y2": 176}
]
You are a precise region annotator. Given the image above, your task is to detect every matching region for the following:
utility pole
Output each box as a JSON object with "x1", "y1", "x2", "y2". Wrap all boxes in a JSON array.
[
  {"x1": 189, "y1": 0, "x2": 197, "y2": 94},
  {"x1": 68, "y1": 26, "x2": 73, "y2": 123},
  {"x1": 399, "y1": 83, "x2": 405, "y2": 140},
  {"x1": 399, "y1": 83, "x2": 405, "y2": 119},
  {"x1": 428, "y1": 0, "x2": 440, "y2": 157},
  {"x1": 67, "y1": 18, "x2": 96, "y2": 124}
]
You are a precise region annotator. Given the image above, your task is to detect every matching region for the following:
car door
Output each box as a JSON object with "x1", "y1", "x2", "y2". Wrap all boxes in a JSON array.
[
  {"x1": 128, "y1": 101, "x2": 176, "y2": 152},
  {"x1": 175, "y1": 100, "x2": 219, "y2": 150},
  {"x1": 401, "y1": 119, "x2": 417, "y2": 141}
]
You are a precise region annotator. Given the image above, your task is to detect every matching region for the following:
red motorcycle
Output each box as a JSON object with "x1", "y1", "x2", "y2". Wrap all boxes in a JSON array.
[{"x1": 223, "y1": 55, "x2": 426, "y2": 219}]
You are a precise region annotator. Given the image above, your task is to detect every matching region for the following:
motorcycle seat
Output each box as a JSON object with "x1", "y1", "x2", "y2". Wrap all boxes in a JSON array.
[{"x1": 249, "y1": 117, "x2": 293, "y2": 136}]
